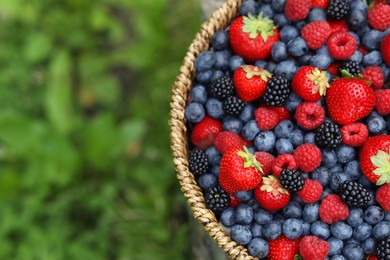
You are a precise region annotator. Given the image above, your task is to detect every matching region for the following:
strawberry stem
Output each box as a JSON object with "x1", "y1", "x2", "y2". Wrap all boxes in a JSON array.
[
  {"x1": 242, "y1": 13, "x2": 276, "y2": 41},
  {"x1": 237, "y1": 146, "x2": 264, "y2": 174},
  {"x1": 370, "y1": 147, "x2": 390, "y2": 185}
]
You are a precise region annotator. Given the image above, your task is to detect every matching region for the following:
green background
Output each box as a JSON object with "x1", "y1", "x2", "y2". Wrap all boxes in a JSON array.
[{"x1": 0, "y1": 0, "x2": 202, "y2": 258}]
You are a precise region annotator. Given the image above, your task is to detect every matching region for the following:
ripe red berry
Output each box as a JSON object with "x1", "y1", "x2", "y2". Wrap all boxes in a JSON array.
[
  {"x1": 214, "y1": 131, "x2": 245, "y2": 154},
  {"x1": 254, "y1": 107, "x2": 279, "y2": 130},
  {"x1": 363, "y1": 66, "x2": 384, "y2": 89},
  {"x1": 285, "y1": 0, "x2": 312, "y2": 22},
  {"x1": 255, "y1": 152, "x2": 275, "y2": 175},
  {"x1": 375, "y1": 89, "x2": 390, "y2": 116},
  {"x1": 312, "y1": 0, "x2": 329, "y2": 9},
  {"x1": 295, "y1": 102, "x2": 326, "y2": 130},
  {"x1": 264, "y1": 105, "x2": 293, "y2": 123},
  {"x1": 381, "y1": 33, "x2": 390, "y2": 66},
  {"x1": 272, "y1": 154, "x2": 298, "y2": 178},
  {"x1": 328, "y1": 32, "x2": 357, "y2": 60},
  {"x1": 328, "y1": 18, "x2": 349, "y2": 34},
  {"x1": 297, "y1": 179, "x2": 323, "y2": 203},
  {"x1": 301, "y1": 21, "x2": 332, "y2": 49},
  {"x1": 327, "y1": 63, "x2": 340, "y2": 76},
  {"x1": 191, "y1": 116, "x2": 223, "y2": 149},
  {"x1": 319, "y1": 194, "x2": 349, "y2": 224},
  {"x1": 299, "y1": 236, "x2": 330, "y2": 260},
  {"x1": 294, "y1": 143, "x2": 322, "y2": 172},
  {"x1": 376, "y1": 184, "x2": 390, "y2": 211},
  {"x1": 368, "y1": 3, "x2": 390, "y2": 31},
  {"x1": 340, "y1": 122, "x2": 369, "y2": 147},
  {"x1": 229, "y1": 193, "x2": 242, "y2": 208}
]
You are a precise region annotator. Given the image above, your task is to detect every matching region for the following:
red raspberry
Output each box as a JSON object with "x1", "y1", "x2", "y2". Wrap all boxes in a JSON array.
[
  {"x1": 285, "y1": 0, "x2": 311, "y2": 22},
  {"x1": 319, "y1": 194, "x2": 349, "y2": 224},
  {"x1": 328, "y1": 18, "x2": 349, "y2": 34},
  {"x1": 254, "y1": 107, "x2": 279, "y2": 130},
  {"x1": 299, "y1": 236, "x2": 330, "y2": 260},
  {"x1": 302, "y1": 21, "x2": 332, "y2": 49},
  {"x1": 229, "y1": 193, "x2": 241, "y2": 208},
  {"x1": 294, "y1": 143, "x2": 322, "y2": 172},
  {"x1": 340, "y1": 122, "x2": 369, "y2": 147},
  {"x1": 260, "y1": 104, "x2": 292, "y2": 123},
  {"x1": 297, "y1": 179, "x2": 323, "y2": 203},
  {"x1": 375, "y1": 89, "x2": 390, "y2": 116},
  {"x1": 376, "y1": 184, "x2": 390, "y2": 211},
  {"x1": 255, "y1": 152, "x2": 275, "y2": 175},
  {"x1": 381, "y1": 34, "x2": 390, "y2": 66},
  {"x1": 363, "y1": 66, "x2": 384, "y2": 89},
  {"x1": 358, "y1": 45, "x2": 368, "y2": 56},
  {"x1": 295, "y1": 102, "x2": 325, "y2": 130},
  {"x1": 328, "y1": 32, "x2": 357, "y2": 60},
  {"x1": 191, "y1": 116, "x2": 223, "y2": 149},
  {"x1": 367, "y1": 256, "x2": 378, "y2": 260},
  {"x1": 311, "y1": 0, "x2": 329, "y2": 9},
  {"x1": 272, "y1": 154, "x2": 298, "y2": 178},
  {"x1": 214, "y1": 131, "x2": 244, "y2": 154},
  {"x1": 368, "y1": 4, "x2": 390, "y2": 31},
  {"x1": 327, "y1": 63, "x2": 340, "y2": 77}
]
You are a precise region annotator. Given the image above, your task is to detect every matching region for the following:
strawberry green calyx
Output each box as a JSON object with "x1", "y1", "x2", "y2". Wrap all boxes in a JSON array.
[
  {"x1": 340, "y1": 69, "x2": 372, "y2": 86},
  {"x1": 260, "y1": 175, "x2": 289, "y2": 197},
  {"x1": 371, "y1": 147, "x2": 390, "y2": 185},
  {"x1": 306, "y1": 68, "x2": 330, "y2": 96},
  {"x1": 242, "y1": 13, "x2": 276, "y2": 41},
  {"x1": 242, "y1": 65, "x2": 272, "y2": 80},
  {"x1": 237, "y1": 146, "x2": 264, "y2": 174}
]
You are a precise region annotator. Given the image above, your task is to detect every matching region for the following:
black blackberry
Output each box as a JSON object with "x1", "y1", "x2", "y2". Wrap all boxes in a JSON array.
[
  {"x1": 376, "y1": 236, "x2": 390, "y2": 260},
  {"x1": 315, "y1": 121, "x2": 343, "y2": 149},
  {"x1": 205, "y1": 186, "x2": 230, "y2": 215},
  {"x1": 280, "y1": 169, "x2": 304, "y2": 192},
  {"x1": 264, "y1": 75, "x2": 291, "y2": 107},
  {"x1": 339, "y1": 180, "x2": 371, "y2": 208},
  {"x1": 338, "y1": 61, "x2": 362, "y2": 77},
  {"x1": 188, "y1": 148, "x2": 209, "y2": 176},
  {"x1": 223, "y1": 96, "x2": 245, "y2": 116},
  {"x1": 327, "y1": 0, "x2": 350, "y2": 20},
  {"x1": 208, "y1": 76, "x2": 235, "y2": 99}
]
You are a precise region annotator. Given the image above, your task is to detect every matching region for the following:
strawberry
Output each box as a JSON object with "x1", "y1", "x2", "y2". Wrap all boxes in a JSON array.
[
  {"x1": 268, "y1": 235, "x2": 300, "y2": 260},
  {"x1": 229, "y1": 13, "x2": 280, "y2": 63},
  {"x1": 359, "y1": 135, "x2": 390, "y2": 185},
  {"x1": 191, "y1": 116, "x2": 223, "y2": 149},
  {"x1": 292, "y1": 66, "x2": 330, "y2": 101},
  {"x1": 254, "y1": 175, "x2": 290, "y2": 211},
  {"x1": 375, "y1": 89, "x2": 390, "y2": 116},
  {"x1": 326, "y1": 77, "x2": 376, "y2": 125},
  {"x1": 233, "y1": 65, "x2": 272, "y2": 102},
  {"x1": 219, "y1": 146, "x2": 263, "y2": 193},
  {"x1": 381, "y1": 33, "x2": 390, "y2": 66}
]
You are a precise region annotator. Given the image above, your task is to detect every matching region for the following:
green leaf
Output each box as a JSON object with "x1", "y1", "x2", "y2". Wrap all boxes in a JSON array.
[{"x1": 24, "y1": 33, "x2": 52, "y2": 63}]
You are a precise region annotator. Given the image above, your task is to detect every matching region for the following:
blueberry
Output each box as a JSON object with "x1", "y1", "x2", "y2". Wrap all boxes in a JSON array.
[
  {"x1": 290, "y1": 128, "x2": 304, "y2": 147},
  {"x1": 263, "y1": 220, "x2": 282, "y2": 240},
  {"x1": 197, "y1": 173, "x2": 217, "y2": 190},
  {"x1": 234, "y1": 190, "x2": 253, "y2": 202},
  {"x1": 206, "y1": 98, "x2": 224, "y2": 120},
  {"x1": 311, "y1": 220, "x2": 331, "y2": 240},
  {"x1": 282, "y1": 201, "x2": 302, "y2": 219},
  {"x1": 231, "y1": 224, "x2": 252, "y2": 245},
  {"x1": 274, "y1": 13, "x2": 290, "y2": 27},
  {"x1": 274, "y1": 212, "x2": 286, "y2": 223},
  {"x1": 254, "y1": 131, "x2": 276, "y2": 152},
  {"x1": 345, "y1": 237, "x2": 361, "y2": 246},
  {"x1": 363, "y1": 50, "x2": 383, "y2": 67},
  {"x1": 309, "y1": 53, "x2": 333, "y2": 70},
  {"x1": 294, "y1": 21, "x2": 307, "y2": 30},
  {"x1": 366, "y1": 111, "x2": 387, "y2": 135},
  {"x1": 312, "y1": 167, "x2": 330, "y2": 186},
  {"x1": 235, "y1": 204, "x2": 254, "y2": 225},
  {"x1": 238, "y1": 0, "x2": 257, "y2": 15},
  {"x1": 254, "y1": 208, "x2": 273, "y2": 225},
  {"x1": 247, "y1": 198, "x2": 260, "y2": 209},
  {"x1": 361, "y1": 237, "x2": 376, "y2": 254},
  {"x1": 386, "y1": 211, "x2": 390, "y2": 222},
  {"x1": 330, "y1": 172, "x2": 351, "y2": 191},
  {"x1": 356, "y1": 25, "x2": 371, "y2": 38},
  {"x1": 190, "y1": 85, "x2": 207, "y2": 104},
  {"x1": 320, "y1": 187, "x2": 333, "y2": 200},
  {"x1": 330, "y1": 255, "x2": 346, "y2": 260},
  {"x1": 212, "y1": 30, "x2": 229, "y2": 50},
  {"x1": 382, "y1": 64, "x2": 390, "y2": 82},
  {"x1": 287, "y1": 37, "x2": 309, "y2": 57},
  {"x1": 372, "y1": 221, "x2": 390, "y2": 241},
  {"x1": 271, "y1": 41, "x2": 288, "y2": 63},
  {"x1": 274, "y1": 60, "x2": 298, "y2": 80},
  {"x1": 185, "y1": 102, "x2": 205, "y2": 123},
  {"x1": 347, "y1": 208, "x2": 364, "y2": 228},
  {"x1": 322, "y1": 149, "x2": 338, "y2": 168},
  {"x1": 250, "y1": 223, "x2": 263, "y2": 238},
  {"x1": 258, "y1": 4, "x2": 274, "y2": 18},
  {"x1": 280, "y1": 25, "x2": 299, "y2": 43},
  {"x1": 239, "y1": 103, "x2": 255, "y2": 123},
  {"x1": 275, "y1": 120, "x2": 294, "y2": 139},
  {"x1": 362, "y1": 30, "x2": 383, "y2": 51},
  {"x1": 229, "y1": 55, "x2": 245, "y2": 72},
  {"x1": 330, "y1": 221, "x2": 353, "y2": 240},
  {"x1": 297, "y1": 53, "x2": 314, "y2": 66},
  {"x1": 348, "y1": 50, "x2": 363, "y2": 63},
  {"x1": 327, "y1": 237, "x2": 344, "y2": 256},
  {"x1": 303, "y1": 203, "x2": 320, "y2": 224},
  {"x1": 210, "y1": 165, "x2": 220, "y2": 177},
  {"x1": 195, "y1": 51, "x2": 215, "y2": 72},
  {"x1": 330, "y1": 164, "x2": 344, "y2": 174},
  {"x1": 275, "y1": 138, "x2": 294, "y2": 155},
  {"x1": 366, "y1": 190, "x2": 376, "y2": 207},
  {"x1": 254, "y1": 60, "x2": 267, "y2": 69},
  {"x1": 285, "y1": 93, "x2": 303, "y2": 112},
  {"x1": 283, "y1": 218, "x2": 303, "y2": 239},
  {"x1": 344, "y1": 160, "x2": 362, "y2": 180},
  {"x1": 342, "y1": 244, "x2": 364, "y2": 260},
  {"x1": 336, "y1": 145, "x2": 356, "y2": 164},
  {"x1": 223, "y1": 116, "x2": 243, "y2": 134},
  {"x1": 242, "y1": 120, "x2": 261, "y2": 141},
  {"x1": 364, "y1": 206, "x2": 385, "y2": 225},
  {"x1": 220, "y1": 208, "x2": 235, "y2": 227},
  {"x1": 247, "y1": 238, "x2": 269, "y2": 258},
  {"x1": 271, "y1": 0, "x2": 286, "y2": 12},
  {"x1": 290, "y1": 193, "x2": 306, "y2": 206},
  {"x1": 211, "y1": 70, "x2": 225, "y2": 81},
  {"x1": 308, "y1": 7, "x2": 327, "y2": 22},
  {"x1": 304, "y1": 132, "x2": 316, "y2": 144},
  {"x1": 246, "y1": 146, "x2": 256, "y2": 154},
  {"x1": 347, "y1": 9, "x2": 367, "y2": 31},
  {"x1": 302, "y1": 222, "x2": 311, "y2": 236},
  {"x1": 358, "y1": 174, "x2": 376, "y2": 189},
  {"x1": 196, "y1": 70, "x2": 213, "y2": 83},
  {"x1": 214, "y1": 51, "x2": 229, "y2": 70},
  {"x1": 350, "y1": 0, "x2": 368, "y2": 12}
]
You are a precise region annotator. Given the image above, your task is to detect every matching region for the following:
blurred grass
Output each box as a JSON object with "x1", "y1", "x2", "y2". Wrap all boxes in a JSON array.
[{"x1": 0, "y1": 0, "x2": 201, "y2": 259}]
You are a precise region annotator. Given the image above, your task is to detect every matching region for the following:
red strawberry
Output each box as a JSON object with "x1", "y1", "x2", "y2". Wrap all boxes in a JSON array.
[
  {"x1": 214, "y1": 131, "x2": 245, "y2": 154},
  {"x1": 381, "y1": 33, "x2": 390, "y2": 66},
  {"x1": 233, "y1": 65, "x2": 271, "y2": 102},
  {"x1": 360, "y1": 135, "x2": 390, "y2": 185},
  {"x1": 376, "y1": 184, "x2": 390, "y2": 211},
  {"x1": 229, "y1": 14, "x2": 280, "y2": 63},
  {"x1": 292, "y1": 66, "x2": 330, "y2": 101},
  {"x1": 285, "y1": 0, "x2": 312, "y2": 22},
  {"x1": 326, "y1": 78, "x2": 376, "y2": 125},
  {"x1": 312, "y1": 0, "x2": 329, "y2": 9},
  {"x1": 368, "y1": 3, "x2": 390, "y2": 31},
  {"x1": 219, "y1": 146, "x2": 263, "y2": 193},
  {"x1": 301, "y1": 21, "x2": 332, "y2": 49},
  {"x1": 254, "y1": 175, "x2": 290, "y2": 211},
  {"x1": 375, "y1": 89, "x2": 390, "y2": 116},
  {"x1": 191, "y1": 116, "x2": 223, "y2": 149},
  {"x1": 268, "y1": 235, "x2": 300, "y2": 260}
]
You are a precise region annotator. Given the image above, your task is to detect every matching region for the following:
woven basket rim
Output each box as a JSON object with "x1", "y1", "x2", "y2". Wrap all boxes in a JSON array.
[{"x1": 169, "y1": 0, "x2": 256, "y2": 259}]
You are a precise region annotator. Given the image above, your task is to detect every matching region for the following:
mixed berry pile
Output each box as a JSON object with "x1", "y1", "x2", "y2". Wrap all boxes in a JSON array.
[{"x1": 185, "y1": 0, "x2": 390, "y2": 259}]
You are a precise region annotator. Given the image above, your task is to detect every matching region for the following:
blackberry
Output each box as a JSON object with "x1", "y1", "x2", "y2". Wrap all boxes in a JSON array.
[
  {"x1": 264, "y1": 75, "x2": 291, "y2": 107},
  {"x1": 315, "y1": 121, "x2": 342, "y2": 149},
  {"x1": 189, "y1": 148, "x2": 209, "y2": 176},
  {"x1": 327, "y1": 0, "x2": 350, "y2": 20},
  {"x1": 205, "y1": 186, "x2": 230, "y2": 215},
  {"x1": 223, "y1": 96, "x2": 245, "y2": 116},
  {"x1": 376, "y1": 236, "x2": 390, "y2": 260},
  {"x1": 280, "y1": 169, "x2": 304, "y2": 192},
  {"x1": 339, "y1": 180, "x2": 371, "y2": 208},
  {"x1": 208, "y1": 76, "x2": 235, "y2": 99},
  {"x1": 338, "y1": 61, "x2": 362, "y2": 77}
]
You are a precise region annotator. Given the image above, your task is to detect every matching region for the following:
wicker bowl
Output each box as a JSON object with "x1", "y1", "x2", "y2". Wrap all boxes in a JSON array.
[{"x1": 169, "y1": 0, "x2": 258, "y2": 259}]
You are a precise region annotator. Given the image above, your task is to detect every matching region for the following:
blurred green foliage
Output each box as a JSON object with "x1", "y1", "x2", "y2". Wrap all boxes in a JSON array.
[{"x1": 0, "y1": 0, "x2": 200, "y2": 259}]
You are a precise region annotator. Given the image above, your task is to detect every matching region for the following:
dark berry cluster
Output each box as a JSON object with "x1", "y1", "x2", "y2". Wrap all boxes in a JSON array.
[
  {"x1": 223, "y1": 96, "x2": 245, "y2": 116},
  {"x1": 209, "y1": 76, "x2": 235, "y2": 99},
  {"x1": 327, "y1": 0, "x2": 350, "y2": 20},
  {"x1": 205, "y1": 186, "x2": 230, "y2": 215},
  {"x1": 376, "y1": 236, "x2": 390, "y2": 260},
  {"x1": 339, "y1": 180, "x2": 371, "y2": 207},
  {"x1": 338, "y1": 61, "x2": 362, "y2": 77},
  {"x1": 315, "y1": 121, "x2": 342, "y2": 149},
  {"x1": 280, "y1": 169, "x2": 304, "y2": 192},
  {"x1": 189, "y1": 148, "x2": 209, "y2": 176},
  {"x1": 264, "y1": 75, "x2": 290, "y2": 107}
]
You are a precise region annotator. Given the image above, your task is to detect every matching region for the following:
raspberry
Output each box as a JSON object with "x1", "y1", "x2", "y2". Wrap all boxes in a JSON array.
[
  {"x1": 328, "y1": 18, "x2": 349, "y2": 34},
  {"x1": 269, "y1": 105, "x2": 292, "y2": 123},
  {"x1": 368, "y1": 4, "x2": 390, "y2": 31},
  {"x1": 297, "y1": 179, "x2": 323, "y2": 203},
  {"x1": 254, "y1": 107, "x2": 279, "y2": 130},
  {"x1": 381, "y1": 33, "x2": 390, "y2": 66},
  {"x1": 328, "y1": 32, "x2": 357, "y2": 60},
  {"x1": 363, "y1": 66, "x2": 384, "y2": 89},
  {"x1": 191, "y1": 116, "x2": 223, "y2": 150},
  {"x1": 294, "y1": 143, "x2": 322, "y2": 172},
  {"x1": 214, "y1": 131, "x2": 244, "y2": 154},
  {"x1": 376, "y1": 183, "x2": 390, "y2": 211},
  {"x1": 299, "y1": 236, "x2": 330, "y2": 260},
  {"x1": 358, "y1": 45, "x2": 369, "y2": 56},
  {"x1": 327, "y1": 63, "x2": 340, "y2": 76},
  {"x1": 272, "y1": 154, "x2": 298, "y2": 178},
  {"x1": 312, "y1": 0, "x2": 329, "y2": 9},
  {"x1": 340, "y1": 122, "x2": 369, "y2": 147},
  {"x1": 255, "y1": 151, "x2": 275, "y2": 175},
  {"x1": 375, "y1": 89, "x2": 390, "y2": 116},
  {"x1": 295, "y1": 102, "x2": 325, "y2": 130},
  {"x1": 302, "y1": 21, "x2": 332, "y2": 49},
  {"x1": 285, "y1": 0, "x2": 312, "y2": 22},
  {"x1": 319, "y1": 194, "x2": 349, "y2": 224}
]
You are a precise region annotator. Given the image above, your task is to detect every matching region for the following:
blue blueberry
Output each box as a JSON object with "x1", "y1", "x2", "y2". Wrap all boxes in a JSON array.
[
  {"x1": 185, "y1": 102, "x2": 205, "y2": 123},
  {"x1": 330, "y1": 164, "x2": 344, "y2": 175},
  {"x1": 290, "y1": 128, "x2": 304, "y2": 147},
  {"x1": 274, "y1": 212, "x2": 286, "y2": 224},
  {"x1": 274, "y1": 13, "x2": 290, "y2": 27},
  {"x1": 246, "y1": 146, "x2": 256, "y2": 154},
  {"x1": 254, "y1": 208, "x2": 273, "y2": 225},
  {"x1": 263, "y1": 220, "x2": 282, "y2": 240},
  {"x1": 356, "y1": 25, "x2": 371, "y2": 38},
  {"x1": 312, "y1": 167, "x2": 330, "y2": 186},
  {"x1": 210, "y1": 165, "x2": 220, "y2": 177},
  {"x1": 372, "y1": 221, "x2": 390, "y2": 241},
  {"x1": 234, "y1": 190, "x2": 253, "y2": 202},
  {"x1": 190, "y1": 85, "x2": 207, "y2": 104},
  {"x1": 311, "y1": 220, "x2": 331, "y2": 240},
  {"x1": 258, "y1": 4, "x2": 274, "y2": 18},
  {"x1": 358, "y1": 174, "x2": 376, "y2": 189},
  {"x1": 345, "y1": 237, "x2": 361, "y2": 246},
  {"x1": 282, "y1": 201, "x2": 302, "y2": 219},
  {"x1": 247, "y1": 238, "x2": 269, "y2": 258},
  {"x1": 211, "y1": 70, "x2": 225, "y2": 81},
  {"x1": 274, "y1": 60, "x2": 298, "y2": 80},
  {"x1": 310, "y1": 53, "x2": 333, "y2": 70},
  {"x1": 347, "y1": 208, "x2": 364, "y2": 228},
  {"x1": 235, "y1": 204, "x2": 254, "y2": 225},
  {"x1": 220, "y1": 208, "x2": 235, "y2": 227},
  {"x1": 308, "y1": 7, "x2": 327, "y2": 22},
  {"x1": 385, "y1": 211, "x2": 390, "y2": 222},
  {"x1": 206, "y1": 98, "x2": 224, "y2": 120},
  {"x1": 196, "y1": 70, "x2": 213, "y2": 83},
  {"x1": 271, "y1": 0, "x2": 286, "y2": 12},
  {"x1": 348, "y1": 50, "x2": 363, "y2": 63},
  {"x1": 297, "y1": 53, "x2": 314, "y2": 66},
  {"x1": 223, "y1": 116, "x2": 243, "y2": 134},
  {"x1": 214, "y1": 51, "x2": 229, "y2": 70},
  {"x1": 238, "y1": 0, "x2": 257, "y2": 15},
  {"x1": 347, "y1": 9, "x2": 367, "y2": 32},
  {"x1": 327, "y1": 237, "x2": 344, "y2": 256},
  {"x1": 330, "y1": 221, "x2": 353, "y2": 240},
  {"x1": 361, "y1": 237, "x2": 377, "y2": 255},
  {"x1": 254, "y1": 131, "x2": 276, "y2": 152},
  {"x1": 285, "y1": 93, "x2": 303, "y2": 112},
  {"x1": 302, "y1": 222, "x2": 311, "y2": 236},
  {"x1": 283, "y1": 218, "x2": 303, "y2": 239},
  {"x1": 272, "y1": 41, "x2": 288, "y2": 62},
  {"x1": 350, "y1": 0, "x2": 368, "y2": 12},
  {"x1": 336, "y1": 145, "x2": 356, "y2": 164},
  {"x1": 290, "y1": 193, "x2": 306, "y2": 206},
  {"x1": 342, "y1": 244, "x2": 364, "y2": 260},
  {"x1": 275, "y1": 138, "x2": 294, "y2": 154},
  {"x1": 304, "y1": 132, "x2": 316, "y2": 144},
  {"x1": 197, "y1": 173, "x2": 217, "y2": 190},
  {"x1": 275, "y1": 120, "x2": 294, "y2": 139},
  {"x1": 294, "y1": 21, "x2": 307, "y2": 30},
  {"x1": 322, "y1": 149, "x2": 338, "y2": 168},
  {"x1": 303, "y1": 203, "x2": 320, "y2": 224},
  {"x1": 280, "y1": 25, "x2": 300, "y2": 43},
  {"x1": 229, "y1": 55, "x2": 245, "y2": 72},
  {"x1": 250, "y1": 223, "x2": 263, "y2": 238},
  {"x1": 321, "y1": 187, "x2": 333, "y2": 200},
  {"x1": 362, "y1": 30, "x2": 383, "y2": 51},
  {"x1": 366, "y1": 111, "x2": 387, "y2": 135},
  {"x1": 247, "y1": 198, "x2": 260, "y2": 209},
  {"x1": 287, "y1": 37, "x2": 309, "y2": 57},
  {"x1": 265, "y1": 61, "x2": 277, "y2": 73},
  {"x1": 231, "y1": 224, "x2": 252, "y2": 245},
  {"x1": 344, "y1": 160, "x2": 362, "y2": 180},
  {"x1": 330, "y1": 255, "x2": 346, "y2": 260},
  {"x1": 254, "y1": 60, "x2": 267, "y2": 69},
  {"x1": 330, "y1": 172, "x2": 351, "y2": 191},
  {"x1": 212, "y1": 30, "x2": 229, "y2": 50},
  {"x1": 363, "y1": 50, "x2": 383, "y2": 67},
  {"x1": 195, "y1": 51, "x2": 215, "y2": 72},
  {"x1": 364, "y1": 206, "x2": 385, "y2": 225},
  {"x1": 382, "y1": 64, "x2": 390, "y2": 82},
  {"x1": 242, "y1": 120, "x2": 261, "y2": 141},
  {"x1": 239, "y1": 103, "x2": 255, "y2": 123}
]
